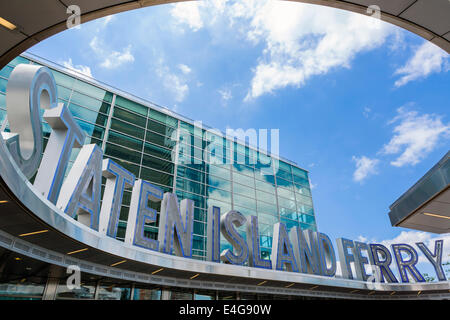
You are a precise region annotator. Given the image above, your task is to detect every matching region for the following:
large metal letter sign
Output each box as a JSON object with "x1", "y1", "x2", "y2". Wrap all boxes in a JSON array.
[
  {"x1": 57, "y1": 144, "x2": 103, "y2": 231},
  {"x1": 3, "y1": 65, "x2": 57, "y2": 179},
  {"x1": 336, "y1": 238, "x2": 356, "y2": 279},
  {"x1": 369, "y1": 244, "x2": 398, "y2": 283},
  {"x1": 126, "y1": 179, "x2": 162, "y2": 251},
  {"x1": 291, "y1": 227, "x2": 321, "y2": 275},
  {"x1": 206, "y1": 206, "x2": 221, "y2": 263},
  {"x1": 391, "y1": 243, "x2": 425, "y2": 283},
  {"x1": 158, "y1": 193, "x2": 194, "y2": 258},
  {"x1": 220, "y1": 210, "x2": 248, "y2": 265},
  {"x1": 416, "y1": 240, "x2": 447, "y2": 281},
  {"x1": 352, "y1": 241, "x2": 372, "y2": 281},
  {"x1": 99, "y1": 159, "x2": 135, "y2": 238},
  {"x1": 247, "y1": 215, "x2": 271, "y2": 269},
  {"x1": 272, "y1": 223, "x2": 298, "y2": 272},
  {"x1": 33, "y1": 103, "x2": 85, "y2": 204},
  {"x1": 317, "y1": 232, "x2": 336, "y2": 277}
]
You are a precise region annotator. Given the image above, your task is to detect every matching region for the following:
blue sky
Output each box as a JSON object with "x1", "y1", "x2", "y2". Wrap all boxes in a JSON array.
[{"x1": 26, "y1": 1, "x2": 449, "y2": 276}]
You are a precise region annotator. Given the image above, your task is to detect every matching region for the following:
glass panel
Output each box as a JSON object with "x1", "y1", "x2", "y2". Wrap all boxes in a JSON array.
[
  {"x1": 56, "y1": 280, "x2": 96, "y2": 300},
  {"x1": 206, "y1": 164, "x2": 230, "y2": 180},
  {"x1": 144, "y1": 142, "x2": 173, "y2": 161},
  {"x1": 147, "y1": 118, "x2": 177, "y2": 137},
  {"x1": 115, "y1": 95, "x2": 147, "y2": 116},
  {"x1": 206, "y1": 186, "x2": 231, "y2": 202},
  {"x1": 50, "y1": 70, "x2": 75, "y2": 88},
  {"x1": 177, "y1": 178, "x2": 204, "y2": 195},
  {"x1": 168, "y1": 288, "x2": 193, "y2": 300},
  {"x1": 140, "y1": 167, "x2": 173, "y2": 187},
  {"x1": 277, "y1": 187, "x2": 295, "y2": 201},
  {"x1": 149, "y1": 108, "x2": 178, "y2": 128},
  {"x1": 279, "y1": 206, "x2": 297, "y2": 220},
  {"x1": 255, "y1": 171, "x2": 276, "y2": 184},
  {"x1": 133, "y1": 287, "x2": 161, "y2": 300},
  {"x1": 207, "y1": 175, "x2": 231, "y2": 191},
  {"x1": 107, "y1": 130, "x2": 143, "y2": 151},
  {"x1": 194, "y1": 290, "x2": 215, "y2": 300},
  {"x1": 104, "y1": 143, "x2": 141, "y2": 164},
  {"x1": 258, "y1": 212, "x2": 278, "y2": 225},
  {"x1": 232, "y1": 163, "x2": 255, "y2": 177},
  {"x1": 299, "y1": 214, "x2": 316, "y2": 225},
  {"x1": 73, "y1": 80, "x2": 113, "y2": 102},
  {"x1": 278, "y1": 196, "x2": 296, "y2": 210},
  {"x1": 0, "y1": 109, "x2": 7, "y2": 126},
  {"x1": 57, "y1": 85, "x2": 72, "y2": 101},
  {"x1": 110, "y1": 118, "x2": 145, "y2": 140},
  {"x1": 142, "y1": 154, "x2": 174, "y2": 174},
  {"x1": 255, "y1": 179, "x2": 276, "y2": 194},
  {"x1": 194, "y1": 207, "x2": 206, "y2": 221},
  {"x1": 292, "y1": 166, "x2": 307, "y2": 178},
  {"x1": 232, "y1": 182, "x2": 255, "y2": 199},
  {"x1": 297, "y1": 204, "x2": 314, "y2": 215},
  {"x1": 0, "y1": 92, "x2": 5, "y2": 109},
  {"x1": 70, "y1": 91, "x2": 110, "y2": 114},
  {"x1": 206, "y1": 198, "x2": 231, "y2": 213},
  {"x1": 293, "y1": 174, "x2": 309, "y2": 187},
  {"x1": 276, "y1": 169, "x2": 292, "y2": 182},
  {"x1": 193, "y1": 222, "x2": 205, "y2": 236},
  {"x1": 293, "y1": 183, "x2": 311, "y2": 196},
  {"x1": 178, "y1": 145, "x2": 203, "y2": 166},
  {"x1": 233, "y1": 194, "x2": 256, "y2": 210},
  {"x1": 276, "y1": 176, "x2": 294, "y2": 189},
  {"x1": 279, "y1": 161, "x2": 292, "y2": 173},
  {"x1": 145, "y1": 130, "x2": 176, "y2": 149},
  {"x1": 0, "y1": 65, "x2": 13, "y2": 79},
  {"x1": 177, "y1": 165, "x2": 204, "y2": 183},
  {"x1": 0, "y1": 78, "x2": 7, "y2": 93},
  {"x1": 69, "y1": 103, "x2": 108, "y2": 127},
  {"x1": 75, "y1": 119, "x2": 105, "y2": 140},
  {"x1": 256, "y1": 190, "x2": 277, "y2": 205},
  {"x1": 0, "y1": 280, "x2": 45, "y2": 300},
  {"x1": 232, "y1": 172, "x2": 254, "y2": 187},
  {"x1": 296, "y1": 194, "x2": 313, "y2": 206},
  {"x1": 257, "y1": 200, "x2": 277, "y2": 215},
  {"x1": 96, "y1": 283, "x2": 131, "y2": 300},
  {"x1": 113, "y1": 106, "x2": 146, "y2": 128}
]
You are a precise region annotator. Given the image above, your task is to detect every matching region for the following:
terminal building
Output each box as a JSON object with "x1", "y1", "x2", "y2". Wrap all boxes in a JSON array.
[
  {"x1": 0, "y1": 0, "x2": 448, "y2": 301},
  {"x1": 0, "y1": 54, "x2": 320, "y2": 300}
]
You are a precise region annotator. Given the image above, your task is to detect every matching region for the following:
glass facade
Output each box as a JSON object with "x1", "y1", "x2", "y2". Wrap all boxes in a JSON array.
[{"x1": 0, "y1": 55, "x2": 317, "y2": 262}]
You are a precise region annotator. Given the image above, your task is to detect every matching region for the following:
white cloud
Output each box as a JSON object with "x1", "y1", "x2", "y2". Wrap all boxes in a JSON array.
[
  {"x1": 381, "y1": 107, "x2": 450, "y2": 167},
  {"x1": 178, "y1": 64, "x2": 192, "y2": 75},
  {"x1": 168, "y1": 0, "x2": 396, "y2": 101},
  {"x1": 89, "y1": 36, "x2": 135, "y2": 69},
  {"x1": 241, "y1": 1, "x2": 394, "y2": 100},
  {"x1": 61, "y1": 58, "x2": 93, "y2": 79},
  {"x1": 394, "y1": 41, "x2": 449, "y2": 87},
  {"x1": 170, "y1": 2, "x2": 204, "y2": 32},
  {"x1": 156, "y1": 59, "x2": 190, "y2": 103},
  {"x1": 352, "y1": 156, "x2": 379, "y2": 183},
  {"x1": 218, "y1": 88, "x2": 232, "y2": 101}
]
